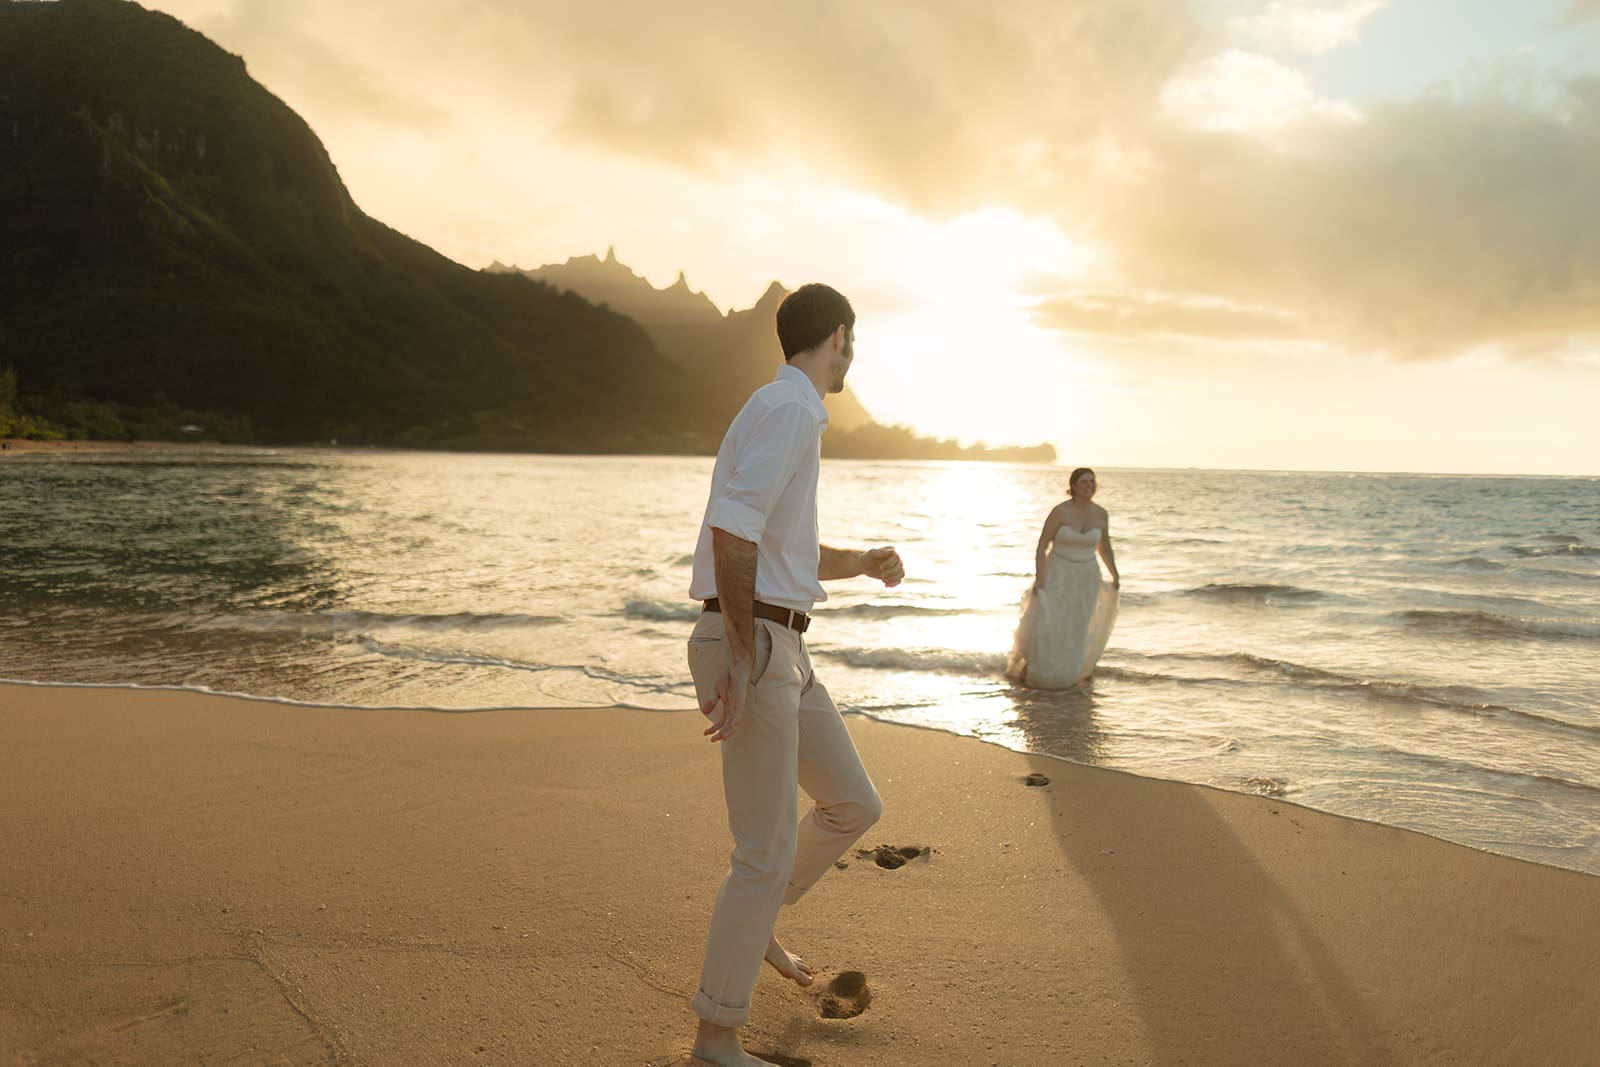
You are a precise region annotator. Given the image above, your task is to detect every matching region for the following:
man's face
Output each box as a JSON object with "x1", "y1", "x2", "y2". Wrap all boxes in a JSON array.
[{"x1": 829, "y1": 327, "x2": 854, "y2": 394}]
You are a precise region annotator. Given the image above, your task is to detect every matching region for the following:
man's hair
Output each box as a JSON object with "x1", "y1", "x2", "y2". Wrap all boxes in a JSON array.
[{"x1": 776, "y1": 283, "x2": 855, "y2": 360}]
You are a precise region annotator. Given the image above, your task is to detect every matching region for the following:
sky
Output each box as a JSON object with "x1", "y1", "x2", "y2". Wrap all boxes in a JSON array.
[{"x1": 139, "y1": 0, "x2": 1600, "y2": 475}]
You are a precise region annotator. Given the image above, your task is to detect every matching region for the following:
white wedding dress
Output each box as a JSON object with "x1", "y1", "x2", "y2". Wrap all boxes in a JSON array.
[{"x1": 1007, "y1": 526, "x2": 1119, "y2": 689}]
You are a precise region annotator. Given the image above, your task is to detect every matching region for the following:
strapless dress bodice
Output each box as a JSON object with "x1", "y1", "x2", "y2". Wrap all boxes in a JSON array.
[{"x1": 1051, "y1": 527, "x2": 1101, "y2": 561}]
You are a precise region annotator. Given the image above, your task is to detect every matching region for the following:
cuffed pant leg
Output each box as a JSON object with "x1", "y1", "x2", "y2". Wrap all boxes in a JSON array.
[
  {"x1": 690, "y1": 620, "x2": 803, "y2": 1027},
  {"x1": 784, "y1": 648, "x2": 883, "y2": 905}
]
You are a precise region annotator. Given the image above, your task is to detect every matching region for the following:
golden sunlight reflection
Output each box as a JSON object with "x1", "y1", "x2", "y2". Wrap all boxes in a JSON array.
[{"x1": 892, "y1": 463, "x2": 1036, "y2": 655}]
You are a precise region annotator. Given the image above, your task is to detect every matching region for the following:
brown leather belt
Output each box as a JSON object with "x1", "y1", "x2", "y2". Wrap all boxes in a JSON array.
[{"x1": 702, "y1": 597, "x2": 811, "y2": 634}]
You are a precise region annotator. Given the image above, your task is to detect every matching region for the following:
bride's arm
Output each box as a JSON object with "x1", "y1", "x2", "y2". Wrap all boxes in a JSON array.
[
  {"x1": 1033, "y1": 507, "x2": 1063, "y2": 591},
  {"x1": 1097, "y1": 510, "x2": 1120, "y2": 588}
]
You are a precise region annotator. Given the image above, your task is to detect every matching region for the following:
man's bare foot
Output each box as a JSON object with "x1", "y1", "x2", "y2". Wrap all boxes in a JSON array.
[
  {"x1": 763, "y1": 935, "x2": 814, "y2": 987},
  {"x1": 692, "y1": 1020, "x2": 772, "y2": 1066}
]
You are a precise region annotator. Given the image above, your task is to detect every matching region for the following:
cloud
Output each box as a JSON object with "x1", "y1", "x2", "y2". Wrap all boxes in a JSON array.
[
  {"x1": 1232, "y1": 0, "x2": 1387, "y2": 55},
  {"x1": 1557, "y1": 0, "x2": 1600, "y2": 26},
  {"x1": 187, "y1": 0, "x2": 1199, "y2": 211},
  {"x1": 158, "y1": 0, "x2": 451, "y2": 131},
  {"x1": 1034, "y1": 290, "x2": 1305, "y2": 341},
  {"x1": 1159, "y1": 49, "x2": 1362, "y2": 133},
  {"x1": 142, "y1": 0, "x2": 1600, "y2": 362},
  {"x1": 1105, "y1": 79, "x2": 1600, "y2": 357},
  {"x1": 522, "y1": 0, "x2": 1202, "y2": 213}
]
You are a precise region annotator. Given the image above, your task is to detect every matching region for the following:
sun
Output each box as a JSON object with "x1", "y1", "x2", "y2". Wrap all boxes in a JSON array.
[{"x1": 828, "y1": 203, "x2": 1105, "y2": 449}]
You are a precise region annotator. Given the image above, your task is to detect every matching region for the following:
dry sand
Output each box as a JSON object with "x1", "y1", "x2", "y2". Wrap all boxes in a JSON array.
[{"x1": 2, "y1": 682, "x2": 1597, "y2": 1065}]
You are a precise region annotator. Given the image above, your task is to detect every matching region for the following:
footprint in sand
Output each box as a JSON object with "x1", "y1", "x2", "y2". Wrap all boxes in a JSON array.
[
  {"x1": 856, "y1": 844, "x2": 926, "y2": 870},
  {"x1": 817, "y1": 970, "x2": 872, "y2": 1019},
  {"x1": 1023, "y1": 772, "x2": 1050, "y2": 787}
]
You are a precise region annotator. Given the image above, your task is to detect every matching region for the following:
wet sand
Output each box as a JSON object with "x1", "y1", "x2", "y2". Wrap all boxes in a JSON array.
[{"x1": 2, "y1": 682, "x2": 1597, "y2": 1065}]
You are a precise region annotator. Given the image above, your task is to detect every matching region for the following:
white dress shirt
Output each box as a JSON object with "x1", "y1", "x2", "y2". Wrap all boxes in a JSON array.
[{"x1": 689, "y1": 363, "x2": 829, "y2": 613}]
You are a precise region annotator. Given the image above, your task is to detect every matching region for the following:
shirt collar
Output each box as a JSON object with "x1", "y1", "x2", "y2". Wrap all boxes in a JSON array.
[{"x1": 775, "y1": 362, "x2": 830, "y2": 427}]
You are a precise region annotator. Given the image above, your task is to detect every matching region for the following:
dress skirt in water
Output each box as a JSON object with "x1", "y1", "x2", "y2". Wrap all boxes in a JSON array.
[{"x1": 1007, "y1": 528, "x2": 1119, "y2": 689}]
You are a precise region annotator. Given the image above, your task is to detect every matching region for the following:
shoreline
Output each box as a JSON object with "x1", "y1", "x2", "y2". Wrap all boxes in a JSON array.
[
  {"x1": 0, "y1": 436, "x2": 1052, "y2": 466},
  {"x1": 3, "y1": 682, "x2": 1597, "y2": 1064},
  {"x1": 0, "y1": 438, "x2": 289, "y2": 457},
  {"x1": 5, "y1": 438, "x2": 1596, "y2": 478},
  {"x1": 5, "y1": 675, "x2": 1598, "y2": 882}
]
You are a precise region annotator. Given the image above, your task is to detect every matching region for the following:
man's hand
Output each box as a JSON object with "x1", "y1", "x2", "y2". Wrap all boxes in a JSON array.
[
  {"x1": 702, "y1": 659, "x2": 750, "y2": 742},
  {"x1": 859, "y1": 546, "x2": 904, "y2": 588}
]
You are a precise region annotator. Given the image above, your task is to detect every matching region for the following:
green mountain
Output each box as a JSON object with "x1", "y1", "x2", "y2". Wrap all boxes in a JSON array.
[
  {"x1": 0, "y1": 0, "x2": 1052, "y2": 463},
  {"x1": 0, "y1": 0, "x2": 711, "y2": 451}
]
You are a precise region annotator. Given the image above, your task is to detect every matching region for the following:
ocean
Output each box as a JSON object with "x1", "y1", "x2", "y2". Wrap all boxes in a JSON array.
[{"x1": 3, "y1": 449, "x2": 1597, "y2": 874}]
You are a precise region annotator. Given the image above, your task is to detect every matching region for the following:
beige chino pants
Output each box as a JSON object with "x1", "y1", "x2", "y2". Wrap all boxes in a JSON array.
[{"x1": 685, "y1": 611, "x2": 883, "y2": 1027}]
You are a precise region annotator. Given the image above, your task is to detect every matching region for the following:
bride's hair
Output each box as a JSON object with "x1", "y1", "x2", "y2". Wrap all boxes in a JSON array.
[{"x1": 1067, "y1": 468, "x2": 1095, "y2": 497}]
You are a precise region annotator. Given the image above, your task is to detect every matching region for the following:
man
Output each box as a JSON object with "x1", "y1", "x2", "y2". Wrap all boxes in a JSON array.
[{"x1": 685, "y1": 283, "x2": 904, "y2": 1066}]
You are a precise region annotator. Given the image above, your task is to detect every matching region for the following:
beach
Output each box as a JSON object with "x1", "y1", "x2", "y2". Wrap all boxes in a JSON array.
[
  {"x1": 3, "y1": 682, "x2": 1597, "y2": 1065},
  {"x1": 7, "y1": 450, "x2": 1599, "y2": 874},
  {"x1": 7, "y1": 1, "x2": 1599, "y2": 1062}
]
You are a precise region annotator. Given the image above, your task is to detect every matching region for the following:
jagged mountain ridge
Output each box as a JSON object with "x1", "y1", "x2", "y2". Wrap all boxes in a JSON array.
[
  {"x1": 496, "y1": 251, "x2": 1055, "y2": 462},
  {"x1": 490, "y1": 250, "x2": 875, "y2": 433}
]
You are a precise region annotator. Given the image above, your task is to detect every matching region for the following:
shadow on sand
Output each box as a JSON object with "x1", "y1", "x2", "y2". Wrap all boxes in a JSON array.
[{"x1": 1008, "y1": 684, "x2": 1395, "y2": 1062}]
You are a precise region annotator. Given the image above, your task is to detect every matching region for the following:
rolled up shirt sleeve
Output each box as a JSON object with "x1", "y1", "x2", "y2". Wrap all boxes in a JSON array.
[{"x1": 707, "y1": 400, "x2": 817, "y2": 543}]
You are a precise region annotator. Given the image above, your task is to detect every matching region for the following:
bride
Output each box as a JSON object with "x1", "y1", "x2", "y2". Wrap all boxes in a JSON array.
[{"x1": 1007, "y1": 467, "x2": 1121, "y2": 689}]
